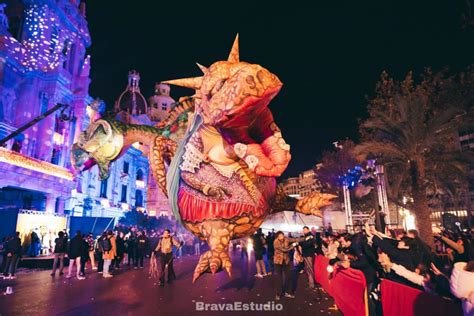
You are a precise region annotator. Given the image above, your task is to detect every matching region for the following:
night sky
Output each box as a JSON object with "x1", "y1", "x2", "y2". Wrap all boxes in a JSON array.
[{"x1": 85, "y1": 0, "x2": 473, "y2": 178}]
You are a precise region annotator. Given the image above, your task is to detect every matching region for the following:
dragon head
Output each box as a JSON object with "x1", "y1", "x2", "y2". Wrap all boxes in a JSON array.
[
  {"x1": 164, "y1": 35, "x2": 282, "y2": 127},
  {"x1": 164, "y1": 35, "x2": 290, "y2": 177},
  {"x1": 71, "y1": 119, "x2": 124, "y2": 180}
]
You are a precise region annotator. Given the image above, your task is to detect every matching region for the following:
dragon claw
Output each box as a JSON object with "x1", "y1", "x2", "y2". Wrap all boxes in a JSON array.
[{"x1": 192, "y1": 249, "x2": 232, "y2": 283}]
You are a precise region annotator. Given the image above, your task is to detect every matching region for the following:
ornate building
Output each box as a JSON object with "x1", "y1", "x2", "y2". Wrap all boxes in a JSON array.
[
  {"x1": 280, "y1": 169, "x2": 322, "y2": 199},
  {"x1": 111, "y1": 71, "x2": 176, "y2": 218},
  {"x1": 0, "y1": 0, "x2": 91, "y2": 214}
]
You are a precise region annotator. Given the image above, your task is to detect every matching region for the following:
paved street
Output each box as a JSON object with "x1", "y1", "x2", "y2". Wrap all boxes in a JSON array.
[{"x1": 0, "y1": 253, "x2": 339, "y2": 316}]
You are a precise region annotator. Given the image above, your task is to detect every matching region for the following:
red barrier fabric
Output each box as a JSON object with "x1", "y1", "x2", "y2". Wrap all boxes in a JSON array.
[
  {"x1": 314, "y1": 256, "x2": 368, "y2": 316},
  {"x1": 381, "y1": 279, "x2": 463, "y2": 316},
  {"x1": 314, "y1": 255, "x2": 331, "y2": 295},
  {"x1": 330, "y1": 267, "x2": 368, "y2": 316}
]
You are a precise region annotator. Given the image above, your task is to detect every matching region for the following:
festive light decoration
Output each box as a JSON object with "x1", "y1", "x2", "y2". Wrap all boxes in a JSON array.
[{"x1": 0, "y1": 147, "x2": 74, "y2": 180}]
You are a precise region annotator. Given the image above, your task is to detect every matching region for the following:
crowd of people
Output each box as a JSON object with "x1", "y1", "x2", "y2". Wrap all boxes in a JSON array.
[
  {"x1": 2, "y1": 219, "x2": 474, "y2": 315},
  {"x1": 0, "y1": 224, "x2": 203, "y2": 284},
  {"x1": 239, "y1": 221, "x2": 474, "y2": 316}
]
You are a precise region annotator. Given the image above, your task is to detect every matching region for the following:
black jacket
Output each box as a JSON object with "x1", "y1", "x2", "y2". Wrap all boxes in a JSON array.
[
  {"x1": 53, "y1": 236, "x2": 68, "y2": 253},
  {"x1": 116, "y1": 236, "x2": 125, "y2": 256},
  {"x1": 373, "y1": 236, "x2": 417, "y2": 271},
  {"x1": 251, "y1": 233, "x2": 266, "y2": 253},
  {"x1": 300, "y1": 233, "x2": 316, "y2": 257},
  {"x1": 68, "y1": 236, "x2": 86, "y2": 258},
  {"x1": 6, "y1": 237, "x2": 22, "y2": 256}
]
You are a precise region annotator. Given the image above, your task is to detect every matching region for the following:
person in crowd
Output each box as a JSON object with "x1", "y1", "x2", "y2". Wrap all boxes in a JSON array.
[
  {"x1": 273, "y1": 231, "x2": 304, "y2": 300},
  {"x1": 102, "y1": 230, "x2": 116, "y2": 278},
  {"x1": 79, "y1": 234, "x2": 90, "y2": 276},
  {"x1": 154, "y1": 229, "x2": 182, "y2": 286},
  {"x1": 406, "y1": 229, "x2": 433, "y2": 266},
  {"x1": 300, "y1": 226, "x2": 317, "y2": 290},
  {"x1": 266, "y1": 231, "x2": 275, "y2": 274},
  {"x1": 27, "y1": 229, "x2": 40, "y2": 257},
  {"x1": 289, "y1": 243, "x2": 305, "y2": 296},
  {"x1": 95, "y1": 233, "x2": 105, "y2": 273},
  {"x1": 0, "y1": 237, "x2": 8, "y2": 273},
  {"x1": 135, "y1": 230, "x2": 148, "y2": 269},
  {"x1": 338, "y1": 233, "x2": 377, "y2": 316},
  {"x1": 115, "y1": 231, "x2": 125, "y2": 269},
  {"x1": 3, "y1": 232, "x2": 22, "y2": 279},
  {"x1": 126, "y1": 232, "x2": 137, "y2": 266},
  {"x1": 67, "y1": 231, "x2": 86, "y2": 280},
  {"x1": 252, "y1": 228, "x2": 268, "y2": 278},
  {"x1": 194, "y1": 236, "x2": 201, "y2": 256},
  {"x1": 51, "y1": 231, "x2": 68, "y2": 277},
  {"x1": 450, "y1": 261, "x2": 474, "y2": 316},
  {"x1": 85, "y1": 233, "x2": 96, "y2": 270},
  {"x1": 323, "y1": 233, "x2": 340, "y2": 264},
  {"x1": 435, "y1": 232, "x2": 471, "y2": 264}
]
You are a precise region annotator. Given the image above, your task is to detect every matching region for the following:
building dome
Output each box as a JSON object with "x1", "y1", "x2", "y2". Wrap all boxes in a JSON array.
[{"x1": 115, "y1": 70, "x2": 148, "y2": 115}]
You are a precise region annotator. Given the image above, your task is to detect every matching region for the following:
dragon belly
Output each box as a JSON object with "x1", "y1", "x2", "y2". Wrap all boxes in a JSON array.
[{"x1": 177, "y1": 162, "x2": 276, "y2": 223}]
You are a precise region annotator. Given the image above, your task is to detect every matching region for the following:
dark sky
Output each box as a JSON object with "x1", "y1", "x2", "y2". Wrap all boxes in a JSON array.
[{"x1": 85, "y1": 0, "x2": 473, "y2": 178}]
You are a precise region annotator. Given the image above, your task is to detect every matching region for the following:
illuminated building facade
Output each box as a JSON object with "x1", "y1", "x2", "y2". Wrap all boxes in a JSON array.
[{"x1": 0, "y1": 0, "x2": 91, "y2": 214}]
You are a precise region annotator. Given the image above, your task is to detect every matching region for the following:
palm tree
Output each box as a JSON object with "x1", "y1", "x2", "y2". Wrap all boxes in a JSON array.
[{"x1": 354, "y1": 69, "x2": 473, "y2": 247}]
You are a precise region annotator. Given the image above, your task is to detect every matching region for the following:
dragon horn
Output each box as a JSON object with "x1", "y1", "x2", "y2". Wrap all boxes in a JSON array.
[
  {"x1": 227, "y1": 34, "x2": 239, "y2": 63},
  {"x1": 162, "y1": 77, "x2": 203, "y2": 90},
  {"x1": 195, "y1": 63, "x2": 208, "y2": 74}
]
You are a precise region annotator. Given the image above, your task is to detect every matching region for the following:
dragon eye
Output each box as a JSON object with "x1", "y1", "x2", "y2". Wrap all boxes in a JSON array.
[{"x1": 213, "y1": 79, "x2": 226, "y2": 93}]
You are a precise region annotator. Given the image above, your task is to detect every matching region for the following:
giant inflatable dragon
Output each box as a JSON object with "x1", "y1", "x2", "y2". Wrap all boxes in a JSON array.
[{"x1": 71, "y1": 35, "x2": 336, "y2": 283}]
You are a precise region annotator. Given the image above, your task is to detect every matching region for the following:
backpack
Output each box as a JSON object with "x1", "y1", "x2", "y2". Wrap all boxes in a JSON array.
[
  {"x1": 55, "y1": 237, "x2": 64, "y2": 252},
  {"x1": 101, "y1": 237, "x2": 112, "y2": 252}
]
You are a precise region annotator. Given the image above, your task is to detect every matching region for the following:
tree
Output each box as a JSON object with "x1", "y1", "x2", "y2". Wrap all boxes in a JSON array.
[
  {"x1": 354, "y1": 68, "x2": 473, "y2": 247},
  {"x1": 317, "y1": 139, "x2": 359, "y2": 193}
]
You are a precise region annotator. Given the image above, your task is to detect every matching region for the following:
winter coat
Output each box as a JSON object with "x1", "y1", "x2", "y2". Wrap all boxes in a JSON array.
[
  {"x1": 68, "y1": 236, "x2": 85, "y2": 259},
  {"x1": 53, "y1": 236, "x2": 68, "y2": 254},
  {"x1": 450, "y1": 262, "x2": 474, "y2": 316}
]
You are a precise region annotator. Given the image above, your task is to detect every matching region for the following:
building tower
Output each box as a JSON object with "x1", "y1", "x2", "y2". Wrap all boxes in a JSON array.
[
  {"x1": 148, "y1": 83, "x2": 175, "y2": 122},
  {"x1": 115, "y1": 70, "x2": 148, "y2": 116}
]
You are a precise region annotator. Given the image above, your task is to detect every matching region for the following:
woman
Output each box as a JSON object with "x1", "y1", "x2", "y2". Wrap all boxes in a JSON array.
[{"x1": 67, "y1": 231, "x2": 86, "y2": 280}]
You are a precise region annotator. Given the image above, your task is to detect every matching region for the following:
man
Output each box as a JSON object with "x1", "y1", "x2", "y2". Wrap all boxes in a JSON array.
[
  {"x1": 3, "y1": 232, "x2": 21, "y2": 279},
  {"x1": 273, "y1": 231, "x2": 304, "y2": 300},
  {"x1": 95, "y1": 233, "x2": 106, "y2": 273},
  {"x1": 135, "y1": 230, "x2": 148, "y2": 269},
  {"x1": 154, "y1": 229, "x2": 182, "y2": 286},
  {"x1": 102, "y1": 230, "x2": 116, "y2": 278},
  {"x1": 114, "y1": 231, "x2": 125, "y2": 269},
  {"x1": 300, "y1": 226, "x2": 317, "y2": 290},
  {"x1": 252, "y1": 228, "x2": 267, "y2": 278},
  {"x1": 79, "y1": 234, "x2": 90, "y2": 276},
  {"x1": 266, "y1": 231, "x2": 275, "y2": 274},
  {"x1": 67, "y1": 231, "x2": 86, "y2": 280},
  {"x1": 51, "y1": 231, "x2": 68, "y2": 276}
]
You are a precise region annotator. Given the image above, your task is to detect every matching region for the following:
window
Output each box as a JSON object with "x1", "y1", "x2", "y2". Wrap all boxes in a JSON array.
[
  {"x1": 100, "y1": 179, "x2": 108, "y2": 198},
  {"x1": 123, "y1": 161, "x2": 129, "y2": 174},
  {"x1": 136, "y1": 190, "x2": 143, "y2": 207},
  {"x1": 51, "y1": 147, "x2": 60, "y2": 165},
  {"x1": 161, "y1": 103, "x2": 167, "y2": 111},
  {"x1": 136, "y1": 169, "x2": 144, "y2": 181},
  {"x1": 121, "y1": 185, "x2": 127, "y2": 202}
]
